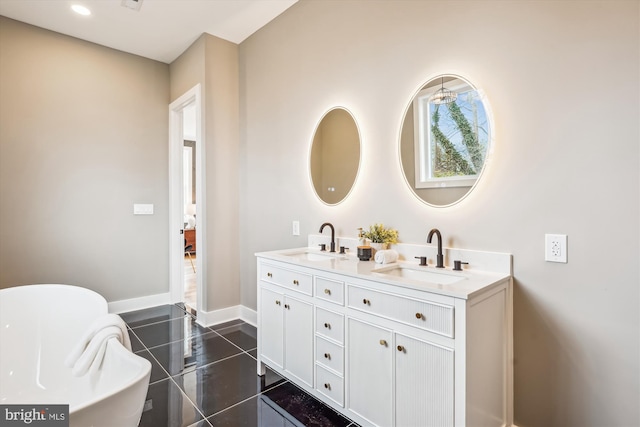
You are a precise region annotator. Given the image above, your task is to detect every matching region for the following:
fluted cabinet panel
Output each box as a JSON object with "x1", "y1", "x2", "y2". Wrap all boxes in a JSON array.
[
  {"x1": 348, "y1": 318, "x2": 393, "y2": 427},
  {"x1": 395, "y1": 333, "x2": 454, "y2": 427}
]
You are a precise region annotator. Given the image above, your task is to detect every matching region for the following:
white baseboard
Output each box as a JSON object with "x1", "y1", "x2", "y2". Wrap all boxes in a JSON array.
[
  {"x1": 239, "y1": 305, "x2": 257, "y2": 327},
  {"x1": 197, "y1": 304, "x2": 257, "y2": 328},
  {"x1": 107, "y1": 294, "x2": 257, "y2": 329},
  {"x1": 108, "y1": 292, "x2": 172, "y2": 314}
]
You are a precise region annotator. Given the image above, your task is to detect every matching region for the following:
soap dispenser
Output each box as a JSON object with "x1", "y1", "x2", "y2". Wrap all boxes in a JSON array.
[
  {"x1": 358, "y1": 227, "x2": 367, "y2": 246},
  {"x1": 357, "y1": 228, "x2": 372, "y2": 261}
]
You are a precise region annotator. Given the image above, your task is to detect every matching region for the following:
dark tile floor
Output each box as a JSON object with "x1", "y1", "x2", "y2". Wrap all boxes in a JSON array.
[{"x1": 121, "y1": 303, "x2": 360, "y2": 427}]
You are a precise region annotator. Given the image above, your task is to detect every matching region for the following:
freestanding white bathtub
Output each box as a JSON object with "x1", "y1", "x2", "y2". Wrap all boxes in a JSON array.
[{"x1": 0, "y1": 284, "x2": 151, "y2": 427}]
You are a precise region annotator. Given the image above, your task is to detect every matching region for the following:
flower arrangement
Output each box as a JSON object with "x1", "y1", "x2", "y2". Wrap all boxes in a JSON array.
[{"x1": 363, "y1": 223, "x2": 399, "y2": 245}]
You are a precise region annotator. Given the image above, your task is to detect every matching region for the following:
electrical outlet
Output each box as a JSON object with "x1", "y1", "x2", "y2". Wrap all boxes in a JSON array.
[
  {"x1": 545, "y1": 234, "x2": 567, "y2": 263},
  {"x1": 292, "y1": 220, "x2": 300, "y2": 236}
]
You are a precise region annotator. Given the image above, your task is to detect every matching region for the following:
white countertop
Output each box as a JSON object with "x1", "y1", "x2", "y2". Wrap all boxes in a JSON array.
[{"x1": 256, "y1": 247, "x2": 511, "y2": 300}]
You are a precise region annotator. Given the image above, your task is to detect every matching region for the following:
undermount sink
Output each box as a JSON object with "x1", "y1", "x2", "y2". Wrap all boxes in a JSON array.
[
  {"x1": 374, "y1": 264, "x2": 466, "y2": 285},
  {"x1": 282, "y1": 249, "x2": 348, "y2": 262}
]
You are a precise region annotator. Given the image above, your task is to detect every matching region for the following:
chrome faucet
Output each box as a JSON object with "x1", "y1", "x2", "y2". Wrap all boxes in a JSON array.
[
  {"x1": 427, "y1": 228, "x2": 444, "y2": 268},
  {"x1": 319, "y1": 222, "x2": 336, "y2": 253}
]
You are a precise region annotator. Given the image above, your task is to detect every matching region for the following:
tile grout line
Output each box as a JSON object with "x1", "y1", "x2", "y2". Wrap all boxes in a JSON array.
[
  {"x1": 127, "y1": 312, "x2": 193, "y2": 331},
  {"x1": 165, "y1": 374, "x2": 211, "y2": 426},
  {"x1": 136, "y1": 328, "x2": 222, "y2": 352},
  {"x1": 125, "y1": 302, "x2": 193, "y2": 330},
  {"x1": 204, "y1": 326, "x2": 253, "y2": 355},
  {"x1": 125, "y1": 317, "x2": 212, "y2": 426}
]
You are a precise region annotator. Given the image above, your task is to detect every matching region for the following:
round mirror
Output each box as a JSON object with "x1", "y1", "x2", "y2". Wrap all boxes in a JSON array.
[
  {"x1": 399, "y1": 74, "x2": 493, "y2": 206},
  {"x1": 310, "y1": 107, "x2": 361, "y2": 205}
]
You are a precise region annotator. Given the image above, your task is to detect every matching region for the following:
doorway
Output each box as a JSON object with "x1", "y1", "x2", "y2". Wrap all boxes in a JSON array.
[{"x1": 169, "y1": 85, "x2": 204, "y2": 316}]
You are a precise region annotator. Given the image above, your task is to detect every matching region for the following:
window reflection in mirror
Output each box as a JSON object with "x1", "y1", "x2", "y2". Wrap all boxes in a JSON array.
[
  {"x1": 400, "y1": 75, "x2": 493, "y2": 207},
  {"x1": 310, "y1": 107, "x2": 361, "y2": 205}
]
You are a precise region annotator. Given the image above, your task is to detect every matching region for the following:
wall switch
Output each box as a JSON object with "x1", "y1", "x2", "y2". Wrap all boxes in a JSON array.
[
  {"x1": 545, "y1": 234, "x2": 567, "y2": 263},
  {"x1": 134, "y1": 203, "x2": 154, "y2": 215},
  {"x1": 292, "y1": 220, "x2": 300, "y2": 236}
]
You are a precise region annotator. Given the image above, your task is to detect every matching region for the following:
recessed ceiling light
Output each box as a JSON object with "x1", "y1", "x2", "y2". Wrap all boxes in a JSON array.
[{"x1": 71, "y1": 4, "x2": 91, "y2": 16}]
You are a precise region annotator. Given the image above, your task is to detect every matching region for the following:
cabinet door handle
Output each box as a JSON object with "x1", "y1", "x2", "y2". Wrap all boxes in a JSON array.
[
  {"x1": 284, "y1": 304, "x2": 290, "y2": 309},
  {"x1": 275, "y1": 300, "x2": 281, "y2": 305},
  {"x1": 324, "y1": 383, "x2": 331, "y2": 390},
  {"x1": 293, "y1": 279, "x2": 299, "y2": 285},
  {"x1": 362, "y1": 299, "x2": 370, "y2": 305},
  {"x1": 324, "y1": 322, "x2": 331, "y2": 329},
  {"x1": 379, "y1": 339, "x2": 387, "y2": 346},
  {"x1": 267, "y1": 272, "x2": 273, "y2": 278},
  {"x1": 415, "y1": 312, "x2": 423, "y2": 319},
  {"x1": 324, "y1": 288, "x2": 331, "y2": 295},
  {"x1": 324, "y1": 353, "x2": 331, "y2": 359},
  {"x1": 397, "y1": 345, "x2": 405, "y2": 352}
]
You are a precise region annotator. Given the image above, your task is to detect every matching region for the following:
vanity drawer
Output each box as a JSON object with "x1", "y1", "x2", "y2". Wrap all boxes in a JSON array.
[
  {"x1": 347, "y1": 285, "x2": 454, "y2": 338},
  {"x1": 315, "y1": 336, "x2": 344, "y2": 375},
  {"x1": 316, "y1": 365, "x2": 344, "y2": 407},
  {"x1": 314, "y1": 276, "x2": 345, "y2": 305},
  {"x1": 260, "y1": 263, "x2": 313, "y2": 296},
  {"x1": 316, "y1": 307, "x2": 344, "y2": 344}
]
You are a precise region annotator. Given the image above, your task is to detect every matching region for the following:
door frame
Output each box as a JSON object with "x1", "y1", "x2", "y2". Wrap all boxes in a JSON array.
[{"x1": 169, "y1": 84, "x2": 205, "y2": 314}]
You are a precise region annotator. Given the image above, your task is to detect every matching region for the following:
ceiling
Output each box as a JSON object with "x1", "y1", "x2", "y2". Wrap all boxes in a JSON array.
[{"x1": 0, "y1": 0, "x2": 298, "y2": 63}]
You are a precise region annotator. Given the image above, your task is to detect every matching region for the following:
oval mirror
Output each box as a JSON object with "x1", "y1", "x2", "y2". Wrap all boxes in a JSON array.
[
  {"x1": 310, "y1": 107, "x2": 361, "y2": 205},
  {"x1": 399, "y1": 74, "x2": 493, "y2": 206}
]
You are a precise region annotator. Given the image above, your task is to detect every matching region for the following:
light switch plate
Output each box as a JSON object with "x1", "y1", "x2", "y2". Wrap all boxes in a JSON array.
[
  {"x1": 134, "y1": 204, "x2": 154, "y2": 215},
  {"x1": 292, "y1": 220, "x2": 300, "y2": 236},
  {"x1": 545, "y1": 234, "x2": 567, "y2": 263}
]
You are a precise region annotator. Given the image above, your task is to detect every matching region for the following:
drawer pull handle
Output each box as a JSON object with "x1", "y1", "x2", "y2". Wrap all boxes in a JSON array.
[
  {"x1": 324, "y1": 289, "x2": 331, "y2": 295},
  {"x1": 324, "y1": 322, "x2": 331, "y2": 329},
  {"x1": 324, "y1": 383, "x2": 331, "y2": 390},
  {"x1": 379, "y1": 339, "x2": 387, "y2": 346},
  {"x1": 362, "y1": 299, "x2": 370, "y2": 305},
  {"x1": 293, "y1": 280, "x2": 299, "y2": 285},
  {"x1": 397, "y1": 345, "x2": 405, "y2": 352},
  {"x1": 415, "y1": 312, "x2": 423, "y2": 319},
  {"x1": 267, "y1": 272, "x2": 272, "y2": 278},
  {"x1": 284, "y1": 304, "x2": 290, "y2": 309},
  {"x1": 324, "y1": 353, "x2": 331, "y2": 359},
  {"x1": 275, "y1": 300, "x2": 281, "y2": 305}
]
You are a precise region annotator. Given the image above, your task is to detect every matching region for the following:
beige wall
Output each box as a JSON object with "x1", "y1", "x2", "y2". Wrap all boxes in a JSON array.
[
  {"x1": 1, "y1": 2, "x2": 638, "y2": 426},
  {"x1": 0, "y1": 17, "x2": 170, "y2": 302},
  {"x1": 170, "y1": 34, "x2": 240, "y2": 312},
  {"x1": 239, "y1": 1, "x2": 639, "y2": 426}
]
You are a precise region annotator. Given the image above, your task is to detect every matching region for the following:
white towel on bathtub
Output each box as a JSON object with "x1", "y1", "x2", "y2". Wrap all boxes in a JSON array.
[
  {"x1": 374, "y1": 249, "x2": 399, "y2": 264},
  {"x1": 65, "y1": 313, "x2": 131, "y2": 377}
]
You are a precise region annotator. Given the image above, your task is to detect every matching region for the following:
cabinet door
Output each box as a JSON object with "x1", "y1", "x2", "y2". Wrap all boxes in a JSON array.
[
  {"x1": 284, "y1": 296, "x2": 313, "y2": 387},
  {"x1": 395, "y1": 333, "x2": 454, "y2": 427},
  {"x1": 347, "y1": 318, "x2": 392, "y2": 427},
  {"x1": 260, "y1": 288, "x2": 284, "y2": 369}
]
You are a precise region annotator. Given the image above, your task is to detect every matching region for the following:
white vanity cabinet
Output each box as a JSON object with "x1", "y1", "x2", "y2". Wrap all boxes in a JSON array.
[
  {"x1": 394, "y1": 332, "x2": 454, "y2": 426},
  {"x1": 256, "y1": 254, "x2": 513, "y2": 427}
]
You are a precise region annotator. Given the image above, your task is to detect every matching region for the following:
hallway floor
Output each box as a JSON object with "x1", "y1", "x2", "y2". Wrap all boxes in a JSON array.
[
  {"x1": 184, "y1": 254, "x2": 196, "y2": 310},
  {"x1": 121, "y1": 304, "x2": 360, "y2": 427}
]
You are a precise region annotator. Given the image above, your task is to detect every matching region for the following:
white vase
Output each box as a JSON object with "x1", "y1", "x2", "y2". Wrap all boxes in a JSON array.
[{"x1": 370, "y1": 242, "x2": 389, "y2": 253}]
